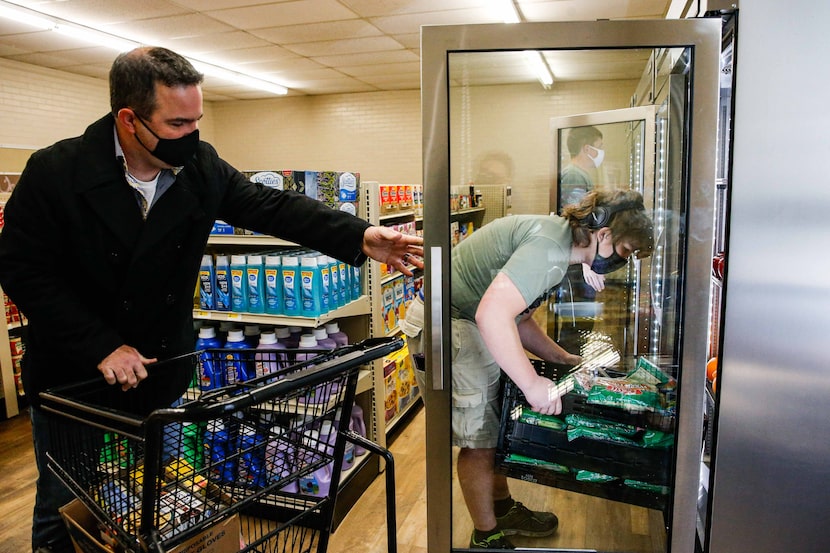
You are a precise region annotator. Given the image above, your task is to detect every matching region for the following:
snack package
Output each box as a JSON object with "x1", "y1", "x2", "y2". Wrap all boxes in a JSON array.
[
  {"x1": 517, "y1": 408, "x2": 566, "y2": 431},
  {"x1": 574, "y1": 469, "x2": 616, "y2": 483},
  {"x1": 504, "y1": 454, "x2": 569, "y2": 473},
  {"x1": 627, "y1": 357, "x2": 676, "y2": 390},
  {"x1": 640, "y1": 429, "x2": 675, "y2": 449},
  {"x1": 624, "y1": 479, "x2": 671, "y2": 494},
  {"x1": 586, "y1": 377, "x2": 662, "y2": 412}
]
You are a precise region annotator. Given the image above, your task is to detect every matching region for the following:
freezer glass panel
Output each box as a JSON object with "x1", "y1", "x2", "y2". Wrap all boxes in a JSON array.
[{"x1": 446, "y1": 48, "x2": 692, "y2": 553}]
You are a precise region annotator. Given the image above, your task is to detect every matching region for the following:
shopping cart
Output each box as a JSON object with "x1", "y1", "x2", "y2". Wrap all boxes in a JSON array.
[{"x1": 40, "y1": 337, "x2": 404, "y2": 553}]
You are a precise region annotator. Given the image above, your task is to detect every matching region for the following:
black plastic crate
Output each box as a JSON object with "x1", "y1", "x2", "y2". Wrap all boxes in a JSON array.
[{"x1": 496, "y1": 359, "x2": 675, "y2": 511}]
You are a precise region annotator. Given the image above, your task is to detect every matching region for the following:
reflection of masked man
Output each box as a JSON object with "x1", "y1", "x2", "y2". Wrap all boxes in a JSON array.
[
  {"x1": 559, "y1": 126, "x2": 605, "y2": 352},
  {"x1": 560, "y1": 126, "x2": 603, "y2": 206}
]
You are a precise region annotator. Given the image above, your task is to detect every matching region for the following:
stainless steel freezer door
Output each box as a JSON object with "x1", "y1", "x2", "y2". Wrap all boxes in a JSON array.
[{"x1": 421, "y1": 18, "x2": 720, "y2": 553}]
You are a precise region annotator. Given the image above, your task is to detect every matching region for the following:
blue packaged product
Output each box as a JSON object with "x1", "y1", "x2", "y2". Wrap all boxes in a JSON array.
[
  {"x1": 300, "y1": 256, "x2": 322, "y2": 318},
  {"x1": 246, "y1": 255, "x2": 266, "y2": 313},
  {"x1": 198, "y1": 254, "x2": 215, "y2": 310},
  {"x1": 238, "y1": 424, "x2": 266, "y2": 488},
  {"x1": 264, "y1": 254, "x2": 283, "y2": 315},
  {"x1": 214, "y1": 255, "x2": 231, "y2": 311},
  {"x1": 196, "y1": 326, "x2": 223, "y2": 390},
  {"x1": 204, "y1": 420, "x2": 235, "y2": 484},
  {"x1": 351, "y1": 264, "x2": 362, "y2": 300},
  {"x1": 281, "y1": 256, "x2": 300, "y2": 315},
  {"x1": 230, "y1": 255, "x2": 248, "y2": 312},
  {"x1": 318, "y1": 255, "x2": 331, "y2": 315},
  {"x1": 337, "y1": 260, "x2": 348, "y2": 306},
  {"x1": 223, "y1": 329, "x2": 253, "y2": 384}
]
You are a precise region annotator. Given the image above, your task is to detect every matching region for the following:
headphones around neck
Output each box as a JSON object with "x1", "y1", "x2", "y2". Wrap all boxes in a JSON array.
[{"x1": 584, "y1": 200, "x2": 643, "y2": 229}]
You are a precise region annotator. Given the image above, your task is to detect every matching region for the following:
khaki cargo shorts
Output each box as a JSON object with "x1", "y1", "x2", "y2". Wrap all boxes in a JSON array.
[{"x1": 401, "y1": 299, "x2": 502, "y2": 449}]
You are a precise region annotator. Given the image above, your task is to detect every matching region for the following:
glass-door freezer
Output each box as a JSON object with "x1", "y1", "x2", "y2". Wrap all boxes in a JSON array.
[{"x1": 419, "y1": 18, "x2": 721, "y2": 553}]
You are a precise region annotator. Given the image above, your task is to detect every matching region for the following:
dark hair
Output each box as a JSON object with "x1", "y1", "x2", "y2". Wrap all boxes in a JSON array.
[
  {"x1": 561, "y1": 188, "x2": 654, "y2": 258},
  {"x1": 566, "y1": 126, "x2": 603, "y2": 157},
  {"x1": 109, "y1": 47, "x2": 203, "y2": 118}
]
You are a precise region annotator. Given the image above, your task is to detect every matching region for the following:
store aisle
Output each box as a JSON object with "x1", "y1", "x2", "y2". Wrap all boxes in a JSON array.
[{"x1": 0, "y1": 405, "x2": 427, "y2": 553}]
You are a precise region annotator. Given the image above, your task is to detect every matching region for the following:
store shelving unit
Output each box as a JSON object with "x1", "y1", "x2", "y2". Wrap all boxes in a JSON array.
[
  {"x1": 0, "y1": 191, "x2": 23, "y2": 418},
  {"x1": 365, "y1": 181, "x2": 423, "y2": 436}
]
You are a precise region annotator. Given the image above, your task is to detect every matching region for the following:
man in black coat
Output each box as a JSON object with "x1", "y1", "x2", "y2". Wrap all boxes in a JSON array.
[{"x1": 0, "y1": 46, "x2": 422, "y2": 553}]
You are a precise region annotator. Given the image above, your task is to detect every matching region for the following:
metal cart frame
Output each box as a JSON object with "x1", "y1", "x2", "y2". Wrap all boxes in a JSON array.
[{"x1": 40, "y1": 337, "x2": 402, "y2": 553}]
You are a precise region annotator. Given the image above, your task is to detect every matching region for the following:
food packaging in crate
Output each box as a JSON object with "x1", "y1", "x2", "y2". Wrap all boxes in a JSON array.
[{"x1": 496, "y1": 344, "x2": 677, "y2": 511}]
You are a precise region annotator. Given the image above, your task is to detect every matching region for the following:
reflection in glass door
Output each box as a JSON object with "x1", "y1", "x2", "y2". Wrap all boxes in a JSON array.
[{"x1": 421, "y1": 20, "x2": 721, "y2": 553}]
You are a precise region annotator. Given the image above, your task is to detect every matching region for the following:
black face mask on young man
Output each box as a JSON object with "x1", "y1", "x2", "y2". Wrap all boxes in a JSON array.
[
  {"x1": 590, "y1": 238, "x2": 629, "y2": 274},
  {"x1": 133, "y1": 112, "x2": 200, "y2": 167}
]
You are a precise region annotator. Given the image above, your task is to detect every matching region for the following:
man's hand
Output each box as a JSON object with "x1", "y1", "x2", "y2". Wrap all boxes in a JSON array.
[
  {"x1": 98, "y1": 345, "x2": 157, "y2": 391},
  {"x1": 582, "y1": 263, "x2": 606, "y2": 292},
  {"x1": 362, "y1": 225, "x2": 424, "y2": 276},
  {"x1": 522, "y1": 374, "x2": 563, "y2": 416}
]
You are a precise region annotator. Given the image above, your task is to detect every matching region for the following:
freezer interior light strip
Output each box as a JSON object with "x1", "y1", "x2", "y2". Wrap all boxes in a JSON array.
[{"x1": 0, "y1": 0, "x2": 289, "y2": 95}]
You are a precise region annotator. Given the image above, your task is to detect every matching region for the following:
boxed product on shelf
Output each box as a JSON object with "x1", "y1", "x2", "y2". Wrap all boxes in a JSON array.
[
  {"x1": 383, "y1": 356, "x2": 398, "y2": 423},
  {"x1": 210, "y1": 220, "x2": 234, "y2": 235},
  {"x1": 393, "y1": 276, "x2": 405, "y2": 327},
  {"x1": 246, "y1": 170, "x2": 286, "y2": 190},
  {"x1": 395, "y1": 346, "x2": 415, "y2": 412},
  {"x1": 381, "y1": 280, "x2": 396, "y2": 334}
]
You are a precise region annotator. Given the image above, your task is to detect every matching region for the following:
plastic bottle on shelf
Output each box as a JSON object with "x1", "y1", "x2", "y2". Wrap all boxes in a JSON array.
[
  {"x1": 298, "y1": 428, "x2": 331, "y2": 497},
  {"x1": 328, "y1": 256, "x2": 342, "y2": 309},
  {"x1": 246, "y1": 254, "x2": 266, "y2": 313},
  {"x1": 317, "y1": 254, "x2": 331, "y2": 315},
  {"x1": 295, "y1": 334, "x2": 319, "y2": 363},
  {"x1": 218, "y1": 321, "x2": 235, "y2": 343},
  {"x1": 284, "y1": 326, "x2": 303, "y2": 349},
  {"x1": 351, "y1": 264, "x2": 362, "y2": 301},
  {"x1": 312, "y1": 327, "x2": 337, "y2": 350},
  {"x1": 300, "y1": 256, "x2": 322, "y2": 318},
  {"x1": 223, "y1": 329, "x2": 253, "y2": 384},
  {"x1": 274, "y1": 326, "x2": 291, "y2": 345},
  {"x1": 255, "y1": 331, "x2": 286, "y2": 377},
  {"x1": 230, "y1": 255, "x2": 248, "y2": 312},
  {"x1": 196, "y1": 326, "x2": 223, "y2": 390},
  {"x1": 281, "y1": 255, "x2": 300, "y2": 316},
  {"x1": 198, "y1": 254, "x2": 215, "y2": 310},
  {"x1": 324, "y1": 322, "x2": 349, "y2": 347},
  {"x1": 350, "y1": 404, "x2": 368, "y2": 457},
  {"x1": 214, "y1": 255, "x2": 231, "y2": 311},
  {"x1": 264, "y1": 254, "x2": 283, "y2": 315},
  {"x1": 336, "y1": 260, "x2": 348, "y2": 306},
  {"x1": 243, "y1": 324, "x2": 261, "y2": 347}
]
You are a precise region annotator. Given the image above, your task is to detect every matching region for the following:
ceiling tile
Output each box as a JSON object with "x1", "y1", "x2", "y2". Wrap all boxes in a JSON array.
[
  {"x1": 369, "y1": 8, "x2": 500, "y2": 35},
  {"x1": 338, "y1": 61, "x2": 421, "y2": 77},
  {"x1": 250, "y1": 19, "x2": 382, "y2": 45},
  {"x1": 163, "y1": 31, "x2": 272, "y2": 56},
  {"x1": 206, "y1": 0, "x2": 359, "y2": 30},
  {"x1": 339, "y1": 0, "x2": 487, "y2": 18},
  {"x1": 312, "y1": 49, "x2": 419, "y2": 69},
  {"x1": 283, "y1": 36, "x2": 404, "y2": 57}
]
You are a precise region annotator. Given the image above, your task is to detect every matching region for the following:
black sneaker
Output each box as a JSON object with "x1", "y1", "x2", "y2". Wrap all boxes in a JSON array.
[
  {"x1": 469, "y1": 529, "x2": 515, "y2": 549},
  {"x1": 495, "y1": 501, "x2": 559, "y2": 537}
]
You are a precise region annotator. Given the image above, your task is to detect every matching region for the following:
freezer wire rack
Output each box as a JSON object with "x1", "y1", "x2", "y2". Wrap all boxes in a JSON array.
[{"x1": 40, "y1": 337, "x2": 404, "y2": 553}]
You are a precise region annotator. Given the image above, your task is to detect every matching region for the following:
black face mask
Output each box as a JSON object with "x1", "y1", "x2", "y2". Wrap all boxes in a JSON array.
[
  {"x1": 134, "y1": 113, "x2": 199, "y2": 167},
  {"x1": 591, "y1": 238, "x2": 629, "y2": 274}
]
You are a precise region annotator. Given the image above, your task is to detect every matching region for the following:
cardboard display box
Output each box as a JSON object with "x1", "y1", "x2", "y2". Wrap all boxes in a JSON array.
[{"x1": 60, "y1": 499, "x2": 241, "y2": 553}]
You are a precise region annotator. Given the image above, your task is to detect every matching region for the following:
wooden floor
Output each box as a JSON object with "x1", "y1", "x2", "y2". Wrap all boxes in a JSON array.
[{"x1": 0, "y1": 405, "x2": 665, "y2": 553}]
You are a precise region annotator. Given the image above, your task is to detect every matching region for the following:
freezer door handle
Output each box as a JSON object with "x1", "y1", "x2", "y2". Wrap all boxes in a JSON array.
[{"x1": 429, "y1": 246, "x2": 444, "y2": 391}]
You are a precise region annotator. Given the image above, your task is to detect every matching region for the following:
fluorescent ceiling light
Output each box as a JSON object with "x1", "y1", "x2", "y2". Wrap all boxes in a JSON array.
[
  {"x1": 494, "y1": 0, "x2": 521, "y2": 24},
  {"x1": 0, "y1": 0, "x2": 289, "y2": 95},
  {"x1": 524, "y1": 50, "x2": 554, "y2": 89}
]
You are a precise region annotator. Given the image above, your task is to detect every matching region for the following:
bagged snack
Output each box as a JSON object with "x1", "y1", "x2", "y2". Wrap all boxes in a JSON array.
[
  {"x1": 575, "y1": 470, "x2": 616, "y2": 483},
  {"x1": 518, "y1": 408, "x2": 566, "y2": 431},
  {"x1": 640, "y1": 429, "x2": 675, "y2": 449},
  {"x1": 627, "y1": 357, "x2": 676, "y2": 390},
  {"x1": 586, "y1": 377, "x2": 663, "y2": 412},
  {"x1": 624, "y1": 479, "x2": 671, "y2": 494},
  {"x1": 504, "y1": 454, "x2": 569, "y2": 473}
]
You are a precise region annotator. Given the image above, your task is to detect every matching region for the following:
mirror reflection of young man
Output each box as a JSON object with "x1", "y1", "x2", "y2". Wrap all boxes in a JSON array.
[{"x1": 558, "y1": 126, "x2": 607, "y2": 352}]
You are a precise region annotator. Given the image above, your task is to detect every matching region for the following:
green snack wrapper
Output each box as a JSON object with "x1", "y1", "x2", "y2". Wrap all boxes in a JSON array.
[
  {"x1": 586, "y1": 377, "x2": 663, "y2": 412},
  {"x1": 567, "y1": 425, "x2": 639, "y2": 446},
  {"x1": 627, "y1": 356, "x2": 676, "y2": 389},
  {"x1": 575, "y1": 470, "x2": 616, "y2": 483},
  {"x1": 641, "y1": 429, "x2": 675, "y2": 448},
  {"x1": 518, "y1": 408, "x2": 567, "y2": 430},
  {"x1": 505, "y1": 454, "x2": 569, "y2": 473},
  {"x1": 565, "y1": 413, "x2": 640, "y2": 436}
]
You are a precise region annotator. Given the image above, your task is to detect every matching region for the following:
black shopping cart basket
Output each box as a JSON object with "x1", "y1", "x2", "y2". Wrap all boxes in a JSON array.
[{"x1": 40, "y1": 337, "x2": 404, "y2": 553}]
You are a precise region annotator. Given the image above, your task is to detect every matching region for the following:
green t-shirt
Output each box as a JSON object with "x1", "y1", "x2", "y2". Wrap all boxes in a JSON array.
[
  {"x1": 451, "y1": 215, "x2": 573, "y2": 322},
  {"x1": 559, "y1": 164, "x2": 593, "y2": 207}
]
